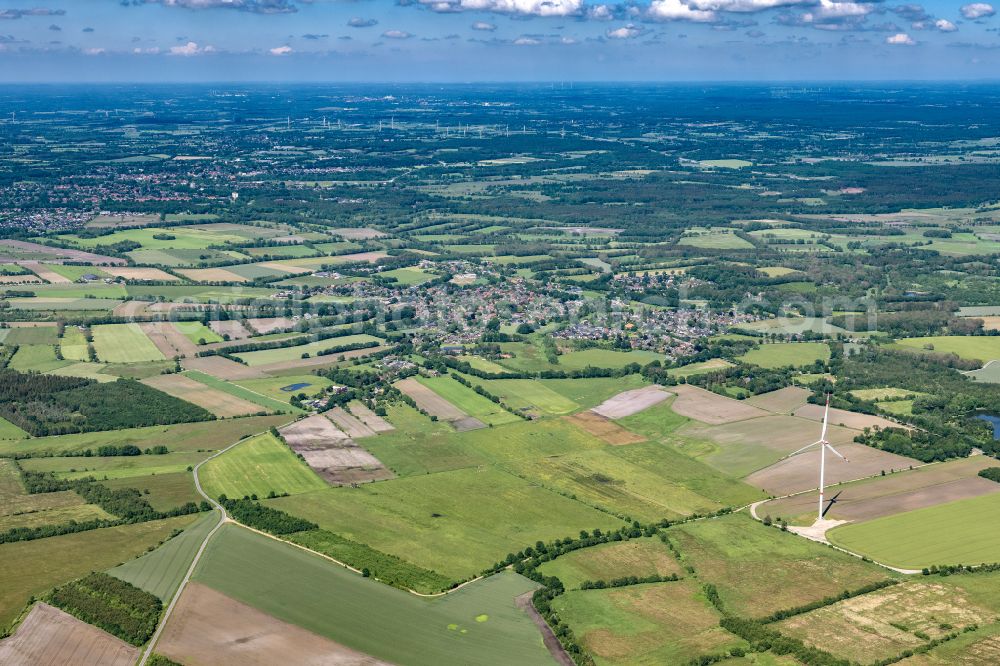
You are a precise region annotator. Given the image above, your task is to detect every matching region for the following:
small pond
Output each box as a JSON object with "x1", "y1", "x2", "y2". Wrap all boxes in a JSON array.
[{"x1": 975, "y1": 414, "x2": 1000, "y2": 439}]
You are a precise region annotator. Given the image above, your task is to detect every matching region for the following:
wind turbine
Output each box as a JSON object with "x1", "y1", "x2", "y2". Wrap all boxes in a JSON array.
[{"x1": 784, "y1": 395, "x2": 848, "y2": 521}]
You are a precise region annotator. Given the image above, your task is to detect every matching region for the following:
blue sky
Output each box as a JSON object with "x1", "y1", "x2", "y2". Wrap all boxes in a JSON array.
[{"x1": 0, "y1": 0, "x2": 997, "y2": 81}]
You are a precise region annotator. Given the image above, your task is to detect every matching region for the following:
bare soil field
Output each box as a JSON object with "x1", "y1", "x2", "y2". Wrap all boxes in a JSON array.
[
  {"x1": 0, "y1": 602, "x2": 138, "y2": 666},
  {"x1": 776, "y1": 582, "x2": 992, "y2": 664},
  {"x1": 140, "y1": 322, "x2": 199, "y2": 358},
  {"x1": 182, "y1": 355, "x2": 268, "y2": 379},
  {"x1": 759, "y1": 456, "x2": 1000, "y2": 524},
  {"x1": 103, "y1": 267, "x2": 179, "y2": 281},
  {"x1": 0, "y1": 239, "x2": 125, "y2": 265},
  {"x1": 794, "y1": 403, "x2": 908, "y2": 431},
  {"x1": 23, "y1": 262, "x2": 72, "y2": 284},
  {"x1": 280, "y1": 415, "x2": 393, "y2": 485},
  {"x1": 255, "y1": 346, "x2": 391, "y2": 374},
  {"x1": 567, "y1": 412, "x2": 647, "y2": 445},
  {"x1": 210, "y1": 320, "x2": 252, "y2": 340},
  {"x1": 158, "y1": 582, "x2": 388, "y2": 666},
  {"x1": 745, "y1": 442, "x2": 921, "y2": 496},
  {"x1": 175, "y1": 268, "x2": 249, "y2": 283},
  {"x1": 246, "y1": 317, "x2": 298, "y2": 334},
  {"x1": 326, "y1": 407, "x2": 377, "y2": 438},
  {"x1": 746, "y1": 386, "x2": 811, "y2": 414},
  {"x1": 669, "y1": 384, "x2": 770, "y2": 424},
  {"x1": 348, "y1": 402, "x2": 394, "y2": 433},
  {"x1": 590, "y1": 386, "x2": 672, "y2": 419},
  {"x1": 113, "y1": 301, "x2": 151, "y2": 317},
  {"x1": 143, "y1": 374, "x2": 263, "y2": 417}
]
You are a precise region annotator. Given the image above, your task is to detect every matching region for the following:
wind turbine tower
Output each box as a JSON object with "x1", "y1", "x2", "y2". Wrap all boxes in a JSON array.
[{"x1": 783, "y1": 395, "x2": 849, "y2": 521}]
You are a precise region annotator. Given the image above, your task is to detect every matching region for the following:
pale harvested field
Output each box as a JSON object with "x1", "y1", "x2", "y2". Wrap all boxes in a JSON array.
[
  {"x1": 255, "y1": 346, "x2": 391, "y2": 374},
  {"x1": 246, "y1": 317, "x2": 297, "y2": 334},
  {"x1": 670, "y1": 384, "x2": 770, "y2": 424},
  {"x1": 23, "y1": 262, "x2": 71, "y2": 284},
  {"x1": 103, "y1": 266, "x2": 179, "y2": 281},
  {"x1": 745, "y1": 442, "x2": 921, "y2": 495},
  {"x1": 746, "y1": 386, "x2": 811, "y2": 414},
  {"x1": 143, "y1": 374, "x2": 263, "y2": 417},
  {"x1": 140, "y1": 321, "x2": 199, "y2": 358},
  {"x1": 567, "y1": 412, "x2": 646, "y2": 445},
  {"x1": 256, "y1": 261, "x2": 305, "y2": 274},
  {"x1": 794, "y1": 403, "x2": 908, "y2": 431},
  {"x1": 0, "y1": 239, "x2": 125, "y2": 265},
  {"x1": 348, "y1": 402, "x2": 394, "y2": 433},
  {"x1": 113, "y1": 300, "x2": 151, "y2": 317},
  {"x1": 0, "y1": 602, "x2": 138, "y2": 666},
  {"x1": 975, "y1": 316, "x2": 1000, "y2": 331},
  {"x1": 0, "y1": 274, "x2": 40, "y2": 284},
  {"x1": 329, "y1": 227, "x2": 385, "y2": 239},
  {"x1": 182, "y1": 355, "x2": 267, "y2": 380},
  {"x1": 210, "y1": 320, "x2": 252, "y2": 340},
  {"x1": 321, "y1": 251, "x2": 389, "y2": 265},
  {"x1": 158, "y1": 582, "x2": 388, "y2": 666},
  {"x1": 280, "y1": 415, "x2": 392, "y2": 485},
  {"x1": 175, "y1": 268, "x2": 249, "y2": 283},
  {"x1": 758, "y1": 456, "x2": 1000, "y2": 524},
  {"x1": 590, "y1": 386, "x2": 672, "y2": 419},
  {"x1": 777, "y1": 582, "x2": 992, "y2": 664},
  {"x1": 326, "y1": 407, "x2": 377, "y2": 439},
  {"x1": 394, "y1": 378, "x2": 468, "y2": 421}
]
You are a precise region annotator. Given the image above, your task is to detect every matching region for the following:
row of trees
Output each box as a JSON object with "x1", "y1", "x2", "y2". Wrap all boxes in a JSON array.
[{"x1": 50, "y1": 573, "x2": 161, "y2": 646}]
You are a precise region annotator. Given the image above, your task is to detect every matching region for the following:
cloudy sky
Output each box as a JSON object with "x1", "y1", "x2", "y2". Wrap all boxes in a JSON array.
[{"x1": 0, "y1": 0, "x2": 997, "y2": 81}]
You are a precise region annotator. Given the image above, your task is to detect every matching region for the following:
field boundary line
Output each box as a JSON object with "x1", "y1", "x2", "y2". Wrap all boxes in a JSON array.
[{"x1": 136, "y1": 422, "x2": 293, "y2": 666}]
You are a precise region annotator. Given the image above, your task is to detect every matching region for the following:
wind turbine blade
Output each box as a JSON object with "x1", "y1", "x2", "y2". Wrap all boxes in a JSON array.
[
  {"x1": 824, "y1": 442, "x2": 848, "y2": 461},
  {"x1": 819, "y1": 395, "x2": 830, "y2": 443},
  {"x1": 781, "y1": 441, "x2": 821, "y2": 460}
]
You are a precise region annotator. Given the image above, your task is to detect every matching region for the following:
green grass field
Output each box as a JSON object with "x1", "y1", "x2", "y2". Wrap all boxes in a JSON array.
[
  {"x1": 59, "y1": 225, "x2": 248, "y2": 250},
  {"x1": 173, "y1": 321, "x2": 223, "y2": 345},
  {"x1": 538, "y1": 375, "x2": 650, "y2": 410},
  {"x1": 737, "y1": 342, "x2": 830, "y2": 369},
  {"x1": 0, "y1": 503, "x2": 114, "y2": 532},
  {"x1": 0, "y1": 415, "x2": 288, "y2": 456},
  {"x1": 668, "y1": 358, "x2": 736, "y2": 378},
  {"x1": 58, "y1": 326, "x2": 90, "y2": 361},
  {"x1": 893, "y1": 335, "x2": 1000, "y2": 364},
  {"x1": 828, "y1": 492, "x2": 1000, "y2": 568},
  {"x1": 475, "y1": 378, "x2": 579, "y2": 415},
  {"x1": 91, "y1": 323, "x2": 165, "y2": 363},
  {"x1": 270, "y1": 466, "x2": 623, "y2": 581},
  {"x1": 553, "y1": 580, "x2": 745, "y2": 664},
  {"x1": 537, "y1": 536, "x2": 683, "y2": 589},
  {"x1": 234, "y1": 333, "x2": 382, "y2": 366},
  {"x1": 0, "y1": 515, "x2": 198, "y2": 630},
  {"x1": 232, "y1": 374, "x2": 333, "y2": 403},
  {"x1": 8, "y1": 344, "x2": 70, "y2": 373},
  {"x1": 19, "y1": 451, "x2": 210, "y2": 481},
  {"x1": 0, "y1": 416, "x2": 27, "y2": 440},
  {"x1": 381, "y1": 267, "x2": 435, "y2": 285},
  {"x1": 200, "y1": 432, "x2": 327, "y2": 500},
  {"x1": 3, "y1": 326, "x2": 58, "y2": 345},
  {"x1": 416, "y1": 376, "x2": 521, "y2": 425},
  {"x1": 678, "y1": 229, "x2": 755, "y2": 250},
  {"x1": 184, "y1": 370, "x2": 297, "y2": 413},
  {"x1": 193, "y1": 525, "x2": 552, "y2": 666},
  {"x1": 110, "y1": 510, "x2": 219, "y2": 600},
  {"x1": 103, "y1": 471, "x2": 201, "y2": 512},
  {"x1": 670, "y1": 514, "x2": 889, "y2": 618},
  {"x1": 40, "y1": 264, "x2": 110, "y2": 281}
]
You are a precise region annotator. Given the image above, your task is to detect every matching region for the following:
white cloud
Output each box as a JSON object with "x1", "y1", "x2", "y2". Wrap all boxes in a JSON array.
[
  {"x1": 885, "y1": 32, "x2": 915, "y2": 44},
  {"x1": 961, "y1": 2, "x2": 995, "y2": 18},
  {"x1": 168, "y1": 41, "x2": 215, "y2": 56},
  {"x1": 935, "y1": 18, "x2": 957, "y2": 31},
  {"x1": 144, "y1": 0, "x2": 297, "y2": 14},
  {"x1": 382, "y1": 30, "x2": 413, "y2": 39},
  {"x1": 417, "y1": 0, "x2": 584, "y2": 17},
  {"x1": 513, "y1": 35, "x2": 542, "y2": 44},
  {"x1": 648, "y1": 0, "x2": 716, "y2": 22},
  {"x1": 606, "y1": 23, "x2": 642, "y2": 38},
  {"x1": 269, "y1": 45, "x2": 292, "y2": 55},
  {"x1": 132, "y1": 46, "x2": 161, "y2": 54},
  {"x1": 471, "y1": 20, "x2": 497, "y2": 30},
  {"x1": 83, "y1": 47, "x2": 105, "y2": 55},
  {"x1": 685, "y1": 0, "x2": 806, "y2": 13}
]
